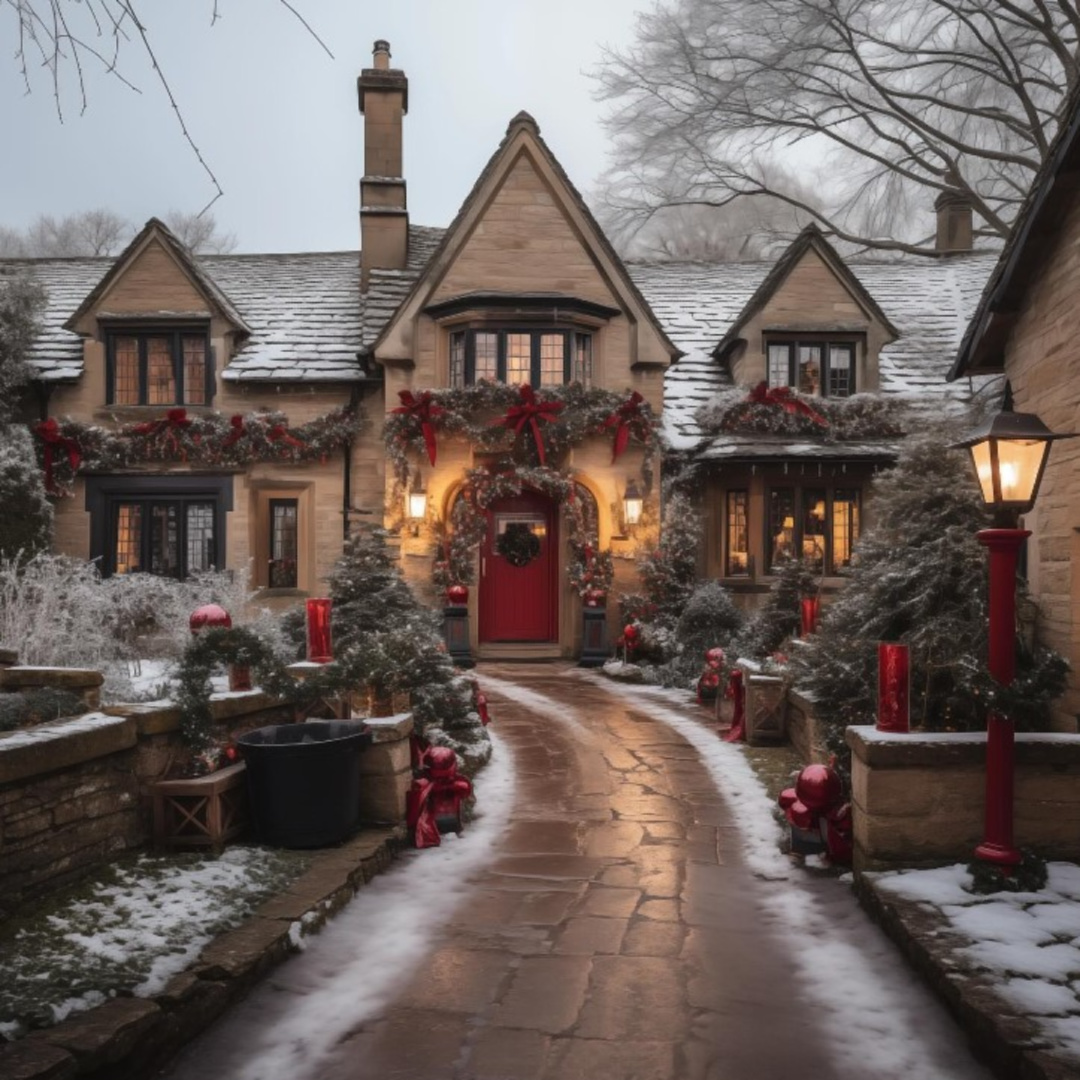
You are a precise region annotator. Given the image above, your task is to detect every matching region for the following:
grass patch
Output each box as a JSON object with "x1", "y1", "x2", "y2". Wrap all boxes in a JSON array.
[
  {"x1": 741, "y1": 742, "x2": 805, "y2": 805},
  {"x1": 0, "y1": 845, "x2": 308, "y2": 1041}
]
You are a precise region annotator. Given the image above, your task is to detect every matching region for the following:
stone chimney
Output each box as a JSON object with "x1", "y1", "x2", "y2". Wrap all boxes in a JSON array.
[
  {"x1": 934, "y1": 189, "x2": 973, "y2": 254},
  {"x1": 358, "y1": 40, "x2": 409, "y2": 289}
]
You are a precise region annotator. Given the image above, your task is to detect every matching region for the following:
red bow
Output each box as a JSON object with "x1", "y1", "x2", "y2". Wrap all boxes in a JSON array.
[
  {"x1": 602, "y1": 391, "x2": 647, "y2": 463},
  {"x1": 495, "y1": 385, "x2": 562, "y2": 465},
  {"x1": 392, "y1": 390, "x2": 444, "y2": 467},
  {"x1": 35, "y1": 418, "x2": 82, "y2": 494},
  {"x1": 268, "y1": 424, "x2": 305, "y2": 450},
  {"x1": 222, "y1": 414, "x2": 246, "y2": 448},
  {"x1": 130, "y1": 408, "x2": 193, "y2": 459},
  {"x1": 747, "y1": 382, "x2": 827, "y2": 426}
]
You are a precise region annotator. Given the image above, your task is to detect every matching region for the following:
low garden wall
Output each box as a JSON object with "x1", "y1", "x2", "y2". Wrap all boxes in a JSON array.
[
  {"x1": 0, "y1": 675, "x2": 414, "y2": 919},
  {"x1": 846, "y1": 726, "x2": 1080, "y2": 872}
]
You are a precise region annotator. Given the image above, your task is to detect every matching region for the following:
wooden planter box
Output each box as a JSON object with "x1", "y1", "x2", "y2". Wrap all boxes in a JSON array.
[
  {"x1": 152, "y1": 762, "x2": 249, "y2": 849},
  {"x1": 744, "y1": 674, "x2": 787, "y2": 745}
]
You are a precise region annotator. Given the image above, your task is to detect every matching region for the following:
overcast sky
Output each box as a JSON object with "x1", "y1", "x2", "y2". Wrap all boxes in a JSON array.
[{"x1": 1, "y1": 1, "x2": 645, "y2": 253}]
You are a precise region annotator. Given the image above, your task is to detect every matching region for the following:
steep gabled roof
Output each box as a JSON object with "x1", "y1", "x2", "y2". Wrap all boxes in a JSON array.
[
  {"x1": 63, "y1": 218, "x2": 250, "y2": 335},
  {"x1": 949, "y1": 84, "x2": 1080, "y2": 379},
  {"x1": 712, "y1": 224, "x2": 899, "y2": 358},
  {"x1": 370, "y1": 111, "x2": 681, "y2": 366}
]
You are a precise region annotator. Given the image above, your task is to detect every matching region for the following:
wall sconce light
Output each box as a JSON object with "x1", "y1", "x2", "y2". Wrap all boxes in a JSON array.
[
  {"x1": 406, "y1": 470, "x2": 427, "y2": 536},
  {"x1": 623, "y1": 480, "x2": 644, "y2": 528}
]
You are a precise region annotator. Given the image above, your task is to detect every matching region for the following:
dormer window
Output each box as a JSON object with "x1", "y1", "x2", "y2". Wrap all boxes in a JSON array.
[
  {"x1": 449, "y1": 329, "x2": 592, "y2": 388},
  {"x1": 106, "y1": 328, "x2": 212, "y2": 406},
  {"x1": 766, "y1": 340, "x2": 856, "y2": 398}
]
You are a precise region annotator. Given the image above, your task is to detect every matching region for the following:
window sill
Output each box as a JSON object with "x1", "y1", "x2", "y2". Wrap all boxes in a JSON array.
[{"x1": 94, "y1": 405, "x2": 217, "y2": 423}]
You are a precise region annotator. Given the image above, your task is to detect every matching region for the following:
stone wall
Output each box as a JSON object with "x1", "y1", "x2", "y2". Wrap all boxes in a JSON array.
[
  {"x1": 0, "y1": 688, "x2": 412, "y2": 918},
  {"x1": 846, "y1": 726, "x2": 1080, "y2": 872}
]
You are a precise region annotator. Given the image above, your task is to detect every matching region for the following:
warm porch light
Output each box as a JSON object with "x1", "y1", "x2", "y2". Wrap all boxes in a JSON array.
[
  {"x1": 623, "y1": 480, "x2": 644, "y2": 527},
  {"x1": 953, "y1": 384, "x2": 1069, "y2": 524},
  {"x1": 407, "y1": 471, "x2": 428, "y2": 523}
]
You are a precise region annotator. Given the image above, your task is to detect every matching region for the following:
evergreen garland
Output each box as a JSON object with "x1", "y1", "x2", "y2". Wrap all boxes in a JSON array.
[{"x1": 34, "y1": 405, "x2": 367, "y2": 495}]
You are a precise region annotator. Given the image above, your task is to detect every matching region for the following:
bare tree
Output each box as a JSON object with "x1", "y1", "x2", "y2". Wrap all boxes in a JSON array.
[
  {"x1": 595, "y1": 0, "x2": 1078, "y2": 256},
  {"x1": 5, "y1": 1, "x2": 331, "y2": 211},
  {"x1": 162, "y1": 210, "x2": 236, "y2": 255}
]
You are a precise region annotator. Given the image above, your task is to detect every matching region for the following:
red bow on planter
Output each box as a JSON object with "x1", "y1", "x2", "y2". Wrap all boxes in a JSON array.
[
  {"x1": 747, "y1": 382, "x2": 827, "y2": 426},
  {"x1": 35, "y1": 418, "x2": 82, "y2": 494},
  {"x1": 393, "y1": 390, "x2": 444, "y2": 467},
  {"x1": 495, "y1": 384, "x2": 562, "y2": 465},
  {"x1": 602, "y1": 390, "x2": 647, "y2": 463}
]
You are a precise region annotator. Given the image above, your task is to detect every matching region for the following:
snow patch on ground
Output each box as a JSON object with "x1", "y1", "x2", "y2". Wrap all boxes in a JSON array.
[{"x1": 161, "y1": 726, "x2": 517, "y2": 1080}]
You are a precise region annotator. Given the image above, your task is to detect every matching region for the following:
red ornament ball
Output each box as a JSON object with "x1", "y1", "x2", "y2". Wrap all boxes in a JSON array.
[
  {"x1": 584, "y1": 588, "x2": 606, "y2": 608},
  {"x1": 623, "y1": 624, "x2": 639, "y2": 642},
  {"x1": 705, "y1": 646, "x2": 725, "y2": 668},
  {"x1": 189, "y1": 604, "x2": 232, "y2": 634},
  {"x1": 795, "y1": 764, "x2": 843, "y2": 811},
  {"x1": 446, "y1": 584, "x2": 469, "y2": 606}
]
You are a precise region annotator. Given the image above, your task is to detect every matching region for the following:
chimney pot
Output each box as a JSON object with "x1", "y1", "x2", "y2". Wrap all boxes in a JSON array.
[
  {"x1": 373, "y1": 40, "x2": 391, "y2": 70},
  {"x1": 934, "y1": 189, "x2": 973, "y2": 254}
]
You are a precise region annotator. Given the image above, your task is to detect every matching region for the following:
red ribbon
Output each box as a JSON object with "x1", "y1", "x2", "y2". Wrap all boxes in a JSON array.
[
  {"x1": 747, "y1": 382, "x2": 827, "y2": 426},
  {"x1": 495, "y1": 384, "x2": 562, "y2": 465},
  {"x1": 602, "y1": 390, "x2": 646, "y2": 463},
  {"x1": 35, "y1": 418, "x2": 81, "y2": 494},
  {"x1": 130, "y1": 408, "x2": 193, "y2": 459},
  {"x1": 392, "y1": 390, "x2": 444, "y2": 467},
  {"x1": 268, "y1": 424, "x2": 305, "y2": 450},
  {"x1": 222, "y1": 414, "x2": 246, "y2": 448}
]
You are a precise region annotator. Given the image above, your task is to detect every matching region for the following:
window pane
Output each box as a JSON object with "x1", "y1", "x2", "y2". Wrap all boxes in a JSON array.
[
  {"x1": 114, "y1": 504, "x2": 142, "y2": 574},
  {"x1": 798, "y1": 345, "x2": 823, "y2": 395},
  {"x1": 726, "y1": 491, "x2": 749, "y2": 576},
  {"x1": 147, "y1": 337, "x2": 176, "y2": 405},
  {"x1": 768, "y1": 489, "x2": 796, "y2": 569},
  {"x1": 114, "y1": 337, "x2": 140, "y2": 404},
  {"x1": 505, "y1": 333, "x2": 531, "y2": 384},
  {"x1": 269, "y1": 500, "x2": 298, "y2": 588},
  {"x1": 573, "y1": 333, "x2": 593, "y2": 388},
  {"x1": 182, "y1": 336, "x2": 207, "y2": 405},
  {"x1": 149, "y1": 504, "x2": 180, "y2": 578},
  {"x1": 475, "y1": 332, "x2": 498, "y2": 382},
  {"x1": 801, "y1": 488, "x2": 826, "y2": 572},
  {"x1": 539, "y1": 333, "x2": 564, "y2": 387},
  {"x1": 832, "y1": 489, "x2": 860, "y2": 570},
  {"x1": 767, "y1": 344, "x2": 791, "y2": 388},
  {"x1": 828, "y1": 345, "x2": 854, "y2": 397},
  {"x1": 186, "y1": 503, "x2": 215, "y2": 575},
  {"x1": 449, "y1": 332, "x2": 466, "y2": 388}
]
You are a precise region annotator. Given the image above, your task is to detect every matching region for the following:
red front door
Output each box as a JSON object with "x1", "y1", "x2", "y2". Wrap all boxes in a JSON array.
[{"x1": 479, "y1": 492, "x2": 558, "y2": 643}]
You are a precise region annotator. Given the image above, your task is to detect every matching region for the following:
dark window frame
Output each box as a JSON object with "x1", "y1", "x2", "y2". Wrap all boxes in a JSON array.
[
  {"x1": 764, "y1": 339, "x2": 857, "y2": 398},
  {"x1": 105, "y1": 327, "x2": 213, "y2": 406},
  {"x1": 268, "y1": 498, "x2": 299, "y2": 589},
  {"x1": 449, "y1": 328, "x2": 590, "y2": 388},
  {"x1": 85, "y1": 475, "x2": 231, "y2": 579},
  {"x1": 765, "y1": 485, "x2": 861, "y2": 575}
]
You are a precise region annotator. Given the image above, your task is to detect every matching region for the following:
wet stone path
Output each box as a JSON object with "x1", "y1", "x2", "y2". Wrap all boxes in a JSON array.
[{"x1": 323, "y1": 666, "x2": 838, "y2": 1080}]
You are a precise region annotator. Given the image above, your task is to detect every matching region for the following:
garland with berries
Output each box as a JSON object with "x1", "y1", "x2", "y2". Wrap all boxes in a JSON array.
[
  {"x1": 431, "y1": 462, "x2": 614, "y2": 599},
  {"x1": 385, "y1": 382, "x2": 657, "y2": 488},
  {"x1": 33, "y1": 405, "x2": 367, "y2": 495},
  {"x1": 695, "y1": 382, "x2": 906, "y2": 441}
]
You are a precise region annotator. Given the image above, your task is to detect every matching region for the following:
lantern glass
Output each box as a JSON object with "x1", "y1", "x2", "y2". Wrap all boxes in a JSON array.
[
  {"x1": 408, "y1": 490, "x2": 427, "y2": 520},
  {"x1": 969, "y1": 436, "x2": 1049, "y2": 512},
  {"x1": 624, "y1": 482, "x2": 644, "y2": 527}
]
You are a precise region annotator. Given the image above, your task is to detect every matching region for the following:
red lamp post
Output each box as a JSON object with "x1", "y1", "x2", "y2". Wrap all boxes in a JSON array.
[{"x1": 953, "y1": 386, "x2": 1074, "y2": 868}]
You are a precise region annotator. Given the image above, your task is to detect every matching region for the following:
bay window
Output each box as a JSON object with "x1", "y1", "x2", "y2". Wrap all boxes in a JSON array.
[
  {"x1": 448, "y1": 329, "x2": 592, "y2": 388},
  {"x1": 767, "y1": 487, "x2": 860, "y2": 574}
]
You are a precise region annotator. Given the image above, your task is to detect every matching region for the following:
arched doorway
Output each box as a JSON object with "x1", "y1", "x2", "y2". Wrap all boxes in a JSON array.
[{"x1": 479, "y1": 491, "x2": 559, "y2": 643}]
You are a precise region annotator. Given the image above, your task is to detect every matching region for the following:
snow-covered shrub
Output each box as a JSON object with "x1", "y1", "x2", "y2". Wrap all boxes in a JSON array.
[
  {"x1": 665, "y1": 580, "x2": 745, "y2": 683},
  {"x1": 0, "y1": 688, "x2": 87, "y2": 732},
  {"x1": 732, "y1": 558, "x2": 818, "y2": 662},
  {"x1": 0, "y1": 426, "x2": 52, "y2": 561}
]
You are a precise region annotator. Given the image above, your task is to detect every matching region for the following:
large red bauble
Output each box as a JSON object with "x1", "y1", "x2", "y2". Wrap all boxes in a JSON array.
[
  {"x1": 189, "y1": 604, "x2": 232, "y2": 634},
  {"x1": 795, "y1": 763, "x2": 842, "y2": 811},
  {"x1": 623, "y1": 624, "x2": 639, "y2": 642},
  {"x1": 705, "y1": 646, "x2": 725, "y2": 668},
  {"x1": 446, "y1": 584, "x2": 469, "y2": 606}
]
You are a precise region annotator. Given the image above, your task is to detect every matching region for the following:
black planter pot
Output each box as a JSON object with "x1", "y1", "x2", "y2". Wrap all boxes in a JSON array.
[{"x1": 237, "y1": 720, "x2": 372, "y2": 848}]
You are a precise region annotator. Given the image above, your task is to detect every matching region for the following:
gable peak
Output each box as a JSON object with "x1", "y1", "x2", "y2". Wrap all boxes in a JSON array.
[{"x1": 507, "y1": 110, "x2": 541, "y2": 136}]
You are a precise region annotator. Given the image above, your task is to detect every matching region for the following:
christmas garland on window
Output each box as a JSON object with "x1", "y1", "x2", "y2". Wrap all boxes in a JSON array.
[
  {"x1": 695, "y1": 382, "x2": 906, "y2": 441},
  {"x1": 385, "y1": 382, "x2": 657, "y2": 487},
  {"x1": 33, "y1": 405, "x2": 367, "y2": 495},
  {"x1": 431, "y1": 462, "x2": 615, "y2": 599}
]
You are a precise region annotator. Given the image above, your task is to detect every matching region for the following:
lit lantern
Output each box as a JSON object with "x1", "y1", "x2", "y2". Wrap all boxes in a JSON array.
[
  {"x1": 623, "y1": 480, "x2": 644, "y2": 528},
  {"x1": 406, "y1": 470, "x2": 427, "y2": 536},
  {"x1": 306, "y1": 597, "x2": 333, "y2": 663},
  {"x1": 877, "y1": 642, "x2": 910, "y2": 733}
]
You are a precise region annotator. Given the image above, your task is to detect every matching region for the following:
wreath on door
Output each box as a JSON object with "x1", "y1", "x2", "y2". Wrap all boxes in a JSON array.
[{"x1": 496, "y1": 522, "x2": 542, "y2": 567}]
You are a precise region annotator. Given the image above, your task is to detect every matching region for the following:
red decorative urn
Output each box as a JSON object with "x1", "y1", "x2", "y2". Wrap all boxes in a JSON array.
[
  {"x1": 446, "y1": 584, "x2": 469, "y2": 607},
  {"x1": 189, "y1": 604, "x2": 232, "y2": 635},
  {"x1": 583, "y1": 588, "x2": 606, "y2": 608}
]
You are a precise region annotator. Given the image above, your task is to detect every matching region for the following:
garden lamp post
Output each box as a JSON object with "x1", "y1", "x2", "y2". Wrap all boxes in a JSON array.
[{"x1": 953, "y1": 386, "x2": 1073, "y2": 867}]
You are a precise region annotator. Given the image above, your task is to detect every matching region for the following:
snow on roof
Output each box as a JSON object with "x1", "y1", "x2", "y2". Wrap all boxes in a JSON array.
[{"x1": 627, "y1": 252, "x2": 999, "y2": 454}]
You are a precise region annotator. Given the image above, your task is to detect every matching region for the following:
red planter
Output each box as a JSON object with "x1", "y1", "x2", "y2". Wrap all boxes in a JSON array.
[{"x1": 306, "y1": 598, "x2": 333, "y2": 664}]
